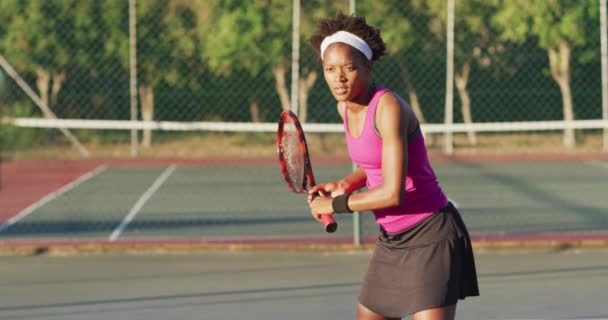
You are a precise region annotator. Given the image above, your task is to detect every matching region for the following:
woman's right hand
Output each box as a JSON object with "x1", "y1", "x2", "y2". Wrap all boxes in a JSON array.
[{"x1": 307, "y1": 181, "x2": 347, "y2": 204}]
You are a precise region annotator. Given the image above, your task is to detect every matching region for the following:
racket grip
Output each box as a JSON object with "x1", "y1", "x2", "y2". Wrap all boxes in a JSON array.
[{"x1": 321, "y1": 215, "x2": 338, "y2": 233}]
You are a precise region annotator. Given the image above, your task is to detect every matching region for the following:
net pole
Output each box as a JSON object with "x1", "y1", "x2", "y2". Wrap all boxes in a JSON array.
[
  {"x1": 291, "y1": 0, "x2": 300, "y2": 116},
  {"x1": 349, "y1": 0, "x2": 362, "y2": 247},
  {"x1": 443, "y1": 0, "x2": 455, "y2": 155},
  {"x1": 129, "y1": 0, "x2": 139, "y2": 157},
  {"x1": 601, "y1": 0, "x2": 608, "y2": 152}
]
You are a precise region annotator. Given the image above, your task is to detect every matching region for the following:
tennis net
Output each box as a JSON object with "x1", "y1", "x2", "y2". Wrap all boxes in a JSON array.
[{"x1": 3, "y1": 117, "x2": 607, "y2": 159}]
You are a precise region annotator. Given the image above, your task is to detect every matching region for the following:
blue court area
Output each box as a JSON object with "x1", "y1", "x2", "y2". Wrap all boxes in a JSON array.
[{"x1": 1, "y1": 160, "x2": 607, "y2": 242}]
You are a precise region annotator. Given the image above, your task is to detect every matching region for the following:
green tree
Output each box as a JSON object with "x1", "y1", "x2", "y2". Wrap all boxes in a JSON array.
[
  {"x1": 412, "y1": 0, "x2": 502, "y2": 145},
  {"x1": 358, "y1": 1, "x2": 435, "y2": 142},
  {"x1": 203, "y1": 0, "x2": 307, "y2": 120},
  {"x1": 0, "y1": 0, "x2": 101, "y2": 111},
  {"x1": 0, "y1": 0, "x2": 102, "y2": 156},
  {"x1": 203, "y1": 0, "x2": 347, "y2": 122},
  {"x1": 493, "y1": 0, "x2": 599, "y2": 148},
  {"x1": 102, "y1": 0, "x2": 206, "y2": 147}
]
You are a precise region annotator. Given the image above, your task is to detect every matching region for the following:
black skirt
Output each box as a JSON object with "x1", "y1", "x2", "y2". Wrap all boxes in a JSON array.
[{"x1": 359, "y1": 202, "x2": 480, "y2": 318}]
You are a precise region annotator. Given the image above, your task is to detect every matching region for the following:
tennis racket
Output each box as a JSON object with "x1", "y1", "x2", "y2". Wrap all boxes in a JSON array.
[{"x1": 277, "y1": 110, "x2": 338, "y2": 233}]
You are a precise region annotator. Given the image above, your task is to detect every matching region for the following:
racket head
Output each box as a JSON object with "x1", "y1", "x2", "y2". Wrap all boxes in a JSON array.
[
  {"x1": 277, "y1": 110, "x2": 337, "y2": 233},
  {"x1": 277, "y1": 110, "x2": 314, "y2": 193}
]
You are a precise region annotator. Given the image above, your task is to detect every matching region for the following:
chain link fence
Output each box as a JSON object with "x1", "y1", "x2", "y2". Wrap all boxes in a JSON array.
[{"x1": 0, "y1": 0, "x2": 606, "y2": 156}]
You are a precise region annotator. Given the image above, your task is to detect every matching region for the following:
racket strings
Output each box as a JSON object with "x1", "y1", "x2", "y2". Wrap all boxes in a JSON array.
[{"x1": 280, "y1": 120, "x2": 306, "y2": 191}]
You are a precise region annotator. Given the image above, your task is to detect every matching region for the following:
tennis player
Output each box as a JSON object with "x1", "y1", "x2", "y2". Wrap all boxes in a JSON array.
[{"x1": 307, "y1": 12, "x2": 479, "y2": 320}]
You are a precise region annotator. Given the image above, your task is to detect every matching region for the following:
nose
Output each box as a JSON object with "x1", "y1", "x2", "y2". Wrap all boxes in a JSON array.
[{"x1": 334, "y1": 70, "x2": 346, "y2": 83}]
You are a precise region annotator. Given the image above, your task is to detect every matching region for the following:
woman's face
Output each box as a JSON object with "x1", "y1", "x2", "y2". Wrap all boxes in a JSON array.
[{"x1": 322, "y1": 43, "x2": 372, "y2": 103}]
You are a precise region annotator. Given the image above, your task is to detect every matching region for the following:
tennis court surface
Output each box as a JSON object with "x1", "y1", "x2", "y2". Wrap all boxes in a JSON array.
[
  {"x1": 1, "y1": 155, "x2": 608, "y2": 320},
  {"x1": 1, "y1": 249, "x2": 608, "y2": 319},
  {"x1": 1, "y1": 155, "x2": 608, "y2": 251}
]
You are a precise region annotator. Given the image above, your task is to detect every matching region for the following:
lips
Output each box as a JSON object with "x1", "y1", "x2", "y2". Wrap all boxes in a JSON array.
[{"x1": 334, "y1": 87, "x2": 348, "y2": 95}]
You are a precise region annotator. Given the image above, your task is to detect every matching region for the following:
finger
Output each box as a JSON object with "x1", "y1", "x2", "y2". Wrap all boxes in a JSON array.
[
  {"x1": 309, "y1": 193, "x2": 318, "y2": 203},
  {"x1": 308, "y1": 185, "x2": 321, "y2": 195},
  {"x1": 317, "y1": 189, "x2": 330, "y2": 197},
  {"x1": 310, "y1": 212, "x2": 322, "y2": 222},
  {"x1": 307, "y1": 194, "x2": 315, "y2": 204}
]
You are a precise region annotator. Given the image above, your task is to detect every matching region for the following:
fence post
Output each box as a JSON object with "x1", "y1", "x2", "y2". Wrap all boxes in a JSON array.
[
  {"x1": 129, "y1": 0, "x2": 139, "y2": 157},
  {"x1": 444, "y1": 0, "x2": 455, "y2": 155},
  {"x1": 291, "y1": 0, "x2": 300, "y2": 116},
  {"x1": 348, "y1": 0, "x2": 362, "y2": 247},
  {"x1": 601, "y1": 0, "x2": 608, "y2": 152}
]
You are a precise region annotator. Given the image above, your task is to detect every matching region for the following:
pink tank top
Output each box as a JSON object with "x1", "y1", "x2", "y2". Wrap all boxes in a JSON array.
[{"x1": 344, "y1": 88, "x2": 448, "y2": 233}]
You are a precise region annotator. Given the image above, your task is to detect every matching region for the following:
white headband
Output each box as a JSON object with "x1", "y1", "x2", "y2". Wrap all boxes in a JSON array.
[{"x1": 320, "y1": 31, "x2": 373, "y2": 61}]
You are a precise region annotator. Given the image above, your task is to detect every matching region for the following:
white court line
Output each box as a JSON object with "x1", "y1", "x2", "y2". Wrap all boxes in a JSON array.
[
  {"x1": 109, "y1": 165, "x2": 176, "y2": 241},
  {"x1": 0, "y1": 165, "x2": 107, "y2": 233},
  {"x1": 586, "y1": 160, "x2": 608, "y2": 170}
]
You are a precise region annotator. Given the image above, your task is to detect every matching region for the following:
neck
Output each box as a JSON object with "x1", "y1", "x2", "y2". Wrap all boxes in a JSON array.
[{"x1": 346, "y1": 84, "x2": 375, "y2": 110}]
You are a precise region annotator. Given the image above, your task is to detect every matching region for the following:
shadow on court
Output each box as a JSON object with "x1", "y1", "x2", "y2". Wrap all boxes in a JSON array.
[{"x1": 0, "y1": 216, "x2": 312, "y2": 237}]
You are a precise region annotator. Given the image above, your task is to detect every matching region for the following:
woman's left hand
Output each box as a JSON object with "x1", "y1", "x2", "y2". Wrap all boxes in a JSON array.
[{"x1": 308, "y1": 195, "x2": 334, "y2": 222}]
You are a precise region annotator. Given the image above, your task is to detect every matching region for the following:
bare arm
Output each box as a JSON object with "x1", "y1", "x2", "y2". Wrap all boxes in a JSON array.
[
  {"x1": 309, "y1": 94, "x2": 417, "y2": 216},
  {"x1": 308, "y1": 166, "x2": 367, "y2": 200},
  {"x1": 346, "y1": 92, "x2": 413, "y2": 212},
  {"x1": 339, "y1": 167, "x2": 367, "y2": 194}
]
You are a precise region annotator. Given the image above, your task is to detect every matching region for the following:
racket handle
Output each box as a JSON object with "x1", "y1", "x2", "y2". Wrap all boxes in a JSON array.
[{"x1": 321, "y1": 215, "x2": 338, "y2": 233}]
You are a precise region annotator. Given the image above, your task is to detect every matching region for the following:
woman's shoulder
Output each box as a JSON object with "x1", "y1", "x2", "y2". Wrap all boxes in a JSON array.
[
  {"x1": 375, "y1": 89, "x2": 419, "y2": 131},
  {"x1": 375, "y1": 89, "x2": 407, "y2": 112},
  {"x1": 374, "y1": 87, "x2": 406, "y2": 104}
]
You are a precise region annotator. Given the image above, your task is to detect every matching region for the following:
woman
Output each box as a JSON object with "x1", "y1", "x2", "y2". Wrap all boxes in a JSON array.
[{"x1": 307, "y1": 12, "x2": 479, "y2": 320}]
